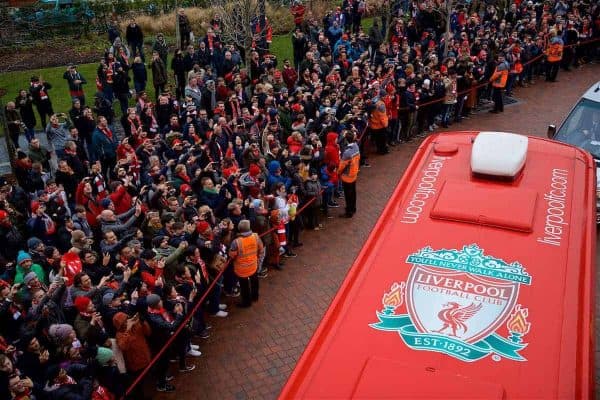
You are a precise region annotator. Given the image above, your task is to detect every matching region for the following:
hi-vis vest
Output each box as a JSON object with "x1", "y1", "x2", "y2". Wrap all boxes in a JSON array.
[
  {"x1": 233, "y1": 234, "x2": 259, "y2": 278},
  {"x1": 490, "y1": 66, "x2": 508, "y2": 88},
  {"x1": 338, "y1": 146, "x2": 360, "y2": 183},
  {"x1": 369, "y1": 100, "x2": 389, "y2": 130},
  {"x1": 546, "y1": 42, "x2": 563, "y2": 63}
]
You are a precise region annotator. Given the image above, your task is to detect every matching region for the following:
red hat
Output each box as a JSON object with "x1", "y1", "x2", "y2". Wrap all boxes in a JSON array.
[
  {"x1": 0, "y1": 210, "x2": 8, "y2": 220},
  {"x1": 249, "y1": 163, "x2": 261, "y2": 177},
  {"x1": 180, "y1": 184, "x2": 192, "y2": 195},
  {"x1": 74, "y1": 296, "x2": 91, "y2": 313},
  {"x1": 172, "y1": 139, "x2": 182, "y2": 147},
  {"x1": 31, "y1": 201, "x2": 41, "y2": 214},
  {"x1": 342, "y1": 34, "x2": 348, "y2": 40},
  {"x1": 291, "y1": 103, "x2": 302, "y2": 113},
  {"x1": 274, "y1": 70, "x2": 282, "y2": 78},
  {"x1": 196, "y1": 220, "x2": 211, "y2": 233}
]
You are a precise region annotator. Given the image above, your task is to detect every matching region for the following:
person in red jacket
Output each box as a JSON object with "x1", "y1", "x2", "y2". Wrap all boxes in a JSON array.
[
  {"x1": 287, "y1": 131, "x2": 304, "y2": 155},
  {"x1": 75, "y1": 179, "x2": 102, "y2": 227},
  {"x1": 282, "y1": 59, "x2": 298, "y2": 91},
  {"x1": 324, "y1": 131, "x2": 341, "y2": 197},
  {"x1": 290, "y1": 0, "x2": 306, "y2": 28},
  {"x1": 107, "y1": 180, "x2": 133, "y2": 216}
]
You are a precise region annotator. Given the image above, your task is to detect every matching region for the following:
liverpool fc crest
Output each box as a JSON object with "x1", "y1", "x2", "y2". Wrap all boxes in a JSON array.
[{"x1": 370, "y1": 244, "x2": 532, "y2": 362}]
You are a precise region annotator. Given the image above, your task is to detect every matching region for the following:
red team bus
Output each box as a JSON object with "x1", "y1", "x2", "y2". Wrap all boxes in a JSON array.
[{"x1": 280, "y1": 131, "x2": 596, "y2": 399}]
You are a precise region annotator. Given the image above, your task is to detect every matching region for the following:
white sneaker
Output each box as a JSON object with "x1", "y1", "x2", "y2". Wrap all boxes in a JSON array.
[
  {"x1": 219, "y1": 304, "x2": 227, "y2": 310},
  {"x1": 187, "y1": 349, "x2": 202, "y2": 357},
  {"x1": 213, "y1": 310, "x2": 228, "y2": 317},
  {"x1": 190, "y1": 344, "x2": 200, "y2": 350}
]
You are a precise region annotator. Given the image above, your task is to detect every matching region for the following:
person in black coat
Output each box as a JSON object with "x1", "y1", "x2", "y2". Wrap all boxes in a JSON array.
[
  {"x1": 112, "y1": 63, "x2": 131, "y2": 116},
  {"x1": 29, "y1": 76, "x2": 54, "y2": 127},
  {"x1": 15, "y1": 89, "x2": 37, "y2": 142},
  {"x1": 399, "y1": 80, "x2": 417, "y2": 142},
  {"x1": 143, "y1": 292, "x2": 185, "y2": 392},
  {"x1": 125, "y1": 18, "x2": 145, "y2": 61},
  {"x1": 171, "y1": 49, "x2": 186, "y2": 101},
  {"x1": 131, "y1": 57, "x2": 147, "y2": 94}
]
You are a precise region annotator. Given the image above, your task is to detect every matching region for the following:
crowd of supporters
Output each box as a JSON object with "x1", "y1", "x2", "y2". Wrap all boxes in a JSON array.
[{"x1": 1, "y1": 0, "x2": 599, "y2": 398}]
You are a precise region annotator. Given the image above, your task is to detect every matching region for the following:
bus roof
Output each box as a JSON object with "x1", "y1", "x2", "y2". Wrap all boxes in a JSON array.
[{"x1": 280, "y1": 131, "x2": 596, "y2": 399}]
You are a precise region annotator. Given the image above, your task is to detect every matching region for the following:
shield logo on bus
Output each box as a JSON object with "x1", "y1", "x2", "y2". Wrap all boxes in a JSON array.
[
  {"x1": 370, "y1": 244, "x2": 533, "y2": 362},
  {"x1": 405, "y1": 266, "x2": 518, "y2": 344}
]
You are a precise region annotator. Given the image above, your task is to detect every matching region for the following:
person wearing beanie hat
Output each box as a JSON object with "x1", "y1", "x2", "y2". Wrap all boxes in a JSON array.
[
  {"x1": 14, "y1": 250, "x2": 46, "y2": 286},
  {"x1": 113, "y1": 311, "x2": 153, "y2": 378},
  {"x1": 17, "y1": 250, "x2": 32, "y2": 265},
  {"x1": 74, "y1": 296, "x2": 93, "y2": 314},
  {"x1": 102, "y1": 291, "x2": 116, "y2": 307},
  {"x1": 49, "y1": 323, "x2": 76, "y2": 344},
  {"x1": 96, "y1": 346, "x2": 114, "y2": 366},
  {"x1": 23, "y1": 271, "x2": 38, "y2": 287},
  {"x1": 73, "y1": 295, "x2": 108, "y2": 345},
  {"x1": 195, "y1": 220, "x2": 211, "y2": 234},
  {"x1": 100, "y1": 198, "x2": 113, "y2": 209},
  {"x1": 146, "y1": 293, "x2": 161, "y2": 307},
  {"x1": 144, "y1": 290, "x2": 192, "y2": 390},
  {"x1": 27, "y1": 237, "x2": 44, "y2": 253}
]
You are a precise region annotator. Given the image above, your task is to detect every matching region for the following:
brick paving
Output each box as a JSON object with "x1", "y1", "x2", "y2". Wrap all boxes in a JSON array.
[{"x1": 121, "y1": 64, "x2": 599, "y2": 399}]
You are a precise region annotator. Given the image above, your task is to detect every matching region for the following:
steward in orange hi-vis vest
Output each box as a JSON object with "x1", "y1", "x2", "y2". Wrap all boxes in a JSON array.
[
  {"x1": 546, "y1": 37, "x2": 564, "y2": 62},
  {"x1": 229, "y1": 220, "x2": 264, "y2": 307},
  {"x1": 545, "y1": 31, "x2": 564, "y2": 82},
  {"x1": 231, "y1": 233, "x2": 262, "y2": 278}
]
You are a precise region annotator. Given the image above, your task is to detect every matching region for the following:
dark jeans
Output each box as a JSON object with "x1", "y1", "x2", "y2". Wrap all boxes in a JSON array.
[
  {"x1": 204, "y1": 275, "x2": 223, "y2": 315},
  {"x1": 223, "y1": 262, "x2": 238, "y2": 294},
  {"x1": 116, "y1": 93, "x2": 129, "y2": 115},
  {"x1": 36, "y1": 104, "x2": 54, "y2": 127},
  {"x1": 492, "y1": 87, "x2": 504, "y2": 112},
  {"x1": 546, "y1": 61, "x2": 560, "y2": 81},
  {"x1": 154, "y1": 352, "x2": 170, "y2": 387},
  {"x1": 342, "y1": 180, "x2": 357, "y2": 216},
  {"x1": 129, "y1": 41, "x2": 145, "y2": 61},
  {"x1": 134, "y1": 81, "x2": 146, "y2": 94},
  {"x1": 288, "y1": 217, "x2": 301, "y2": 245},
  {"x1": 370, "y1": 127, "x2": 388, "y2": 154},
  {"x1": 154, "y1": 84, "x2": 165, "y2": 101},
  {"x1": 24, "y1": 127, "x2": 36, "y2": 143},
  {"x1": 238, "y1": 272, "x2": 259, "y2": 307}
]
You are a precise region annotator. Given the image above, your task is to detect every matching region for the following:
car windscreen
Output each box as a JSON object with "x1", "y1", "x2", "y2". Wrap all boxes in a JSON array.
[{"x1": 555, "y1": 98, "x2": 600, "y2": 159}]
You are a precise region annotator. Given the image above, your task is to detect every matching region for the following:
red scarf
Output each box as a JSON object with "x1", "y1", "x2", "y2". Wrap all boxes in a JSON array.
[
  {"x1": 177, "y1": 172, "x2": 191, "y2": 184},
  {"x1": 92, "y1": 385, "x2": 115, "y2": 400},
  {"x1": 99, "y1": 126, "x2": 113, "y2": 141},
  {"x1": 147, "y1": 306, "x2": 173, "y2": 323}
]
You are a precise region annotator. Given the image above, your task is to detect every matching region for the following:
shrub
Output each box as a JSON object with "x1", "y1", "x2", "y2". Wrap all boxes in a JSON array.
[{"x1": 119, "y1": 1, "x2": 335, "y2": 38}]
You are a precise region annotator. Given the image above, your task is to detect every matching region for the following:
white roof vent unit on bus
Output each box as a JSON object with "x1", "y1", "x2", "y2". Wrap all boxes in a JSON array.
[{"x1": 471, "y1": 132, "x2": 528, "y2": 178}]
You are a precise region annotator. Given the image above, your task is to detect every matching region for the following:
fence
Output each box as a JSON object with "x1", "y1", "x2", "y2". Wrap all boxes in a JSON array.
[
  {"x1": 123, "y1": 189, "x2": 324, "y2": 397},
  {"x1": 397, "y1": 37, "x2": 600, "y2": 112}
]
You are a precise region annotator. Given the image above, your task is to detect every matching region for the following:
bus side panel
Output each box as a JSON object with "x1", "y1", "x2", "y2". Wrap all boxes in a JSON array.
[{"x1": 278, "y1": 135, "x2": 441, "y2": 399}]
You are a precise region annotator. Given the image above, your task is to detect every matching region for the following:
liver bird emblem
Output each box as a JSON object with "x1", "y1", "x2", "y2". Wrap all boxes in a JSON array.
[{"x1": 433, "y1": 302, "x2": 483, "y2": 337}]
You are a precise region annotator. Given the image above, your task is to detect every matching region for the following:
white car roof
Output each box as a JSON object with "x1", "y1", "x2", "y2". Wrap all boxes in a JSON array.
[{"x1": 581, "y1": 81, "x2": 600, "y2": 103}]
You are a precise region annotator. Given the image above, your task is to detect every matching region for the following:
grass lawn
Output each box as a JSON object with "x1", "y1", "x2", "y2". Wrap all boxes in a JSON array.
[
  {"x1": 0, "y1": 17, "x2": 373, "y2": 129},
  {"x1": 0, "y1": 33, "x2": 295, "y2": 127}
]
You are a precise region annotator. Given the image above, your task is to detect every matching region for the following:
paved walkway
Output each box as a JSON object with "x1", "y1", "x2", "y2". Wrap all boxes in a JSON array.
[{"x1": 147, "y1": 63, "x2": 599, "y2": 400}]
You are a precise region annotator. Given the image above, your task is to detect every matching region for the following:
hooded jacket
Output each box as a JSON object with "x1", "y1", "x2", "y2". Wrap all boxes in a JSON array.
[{"x1": 267, "y1": 160, "x2": 291, "y2": 192}]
